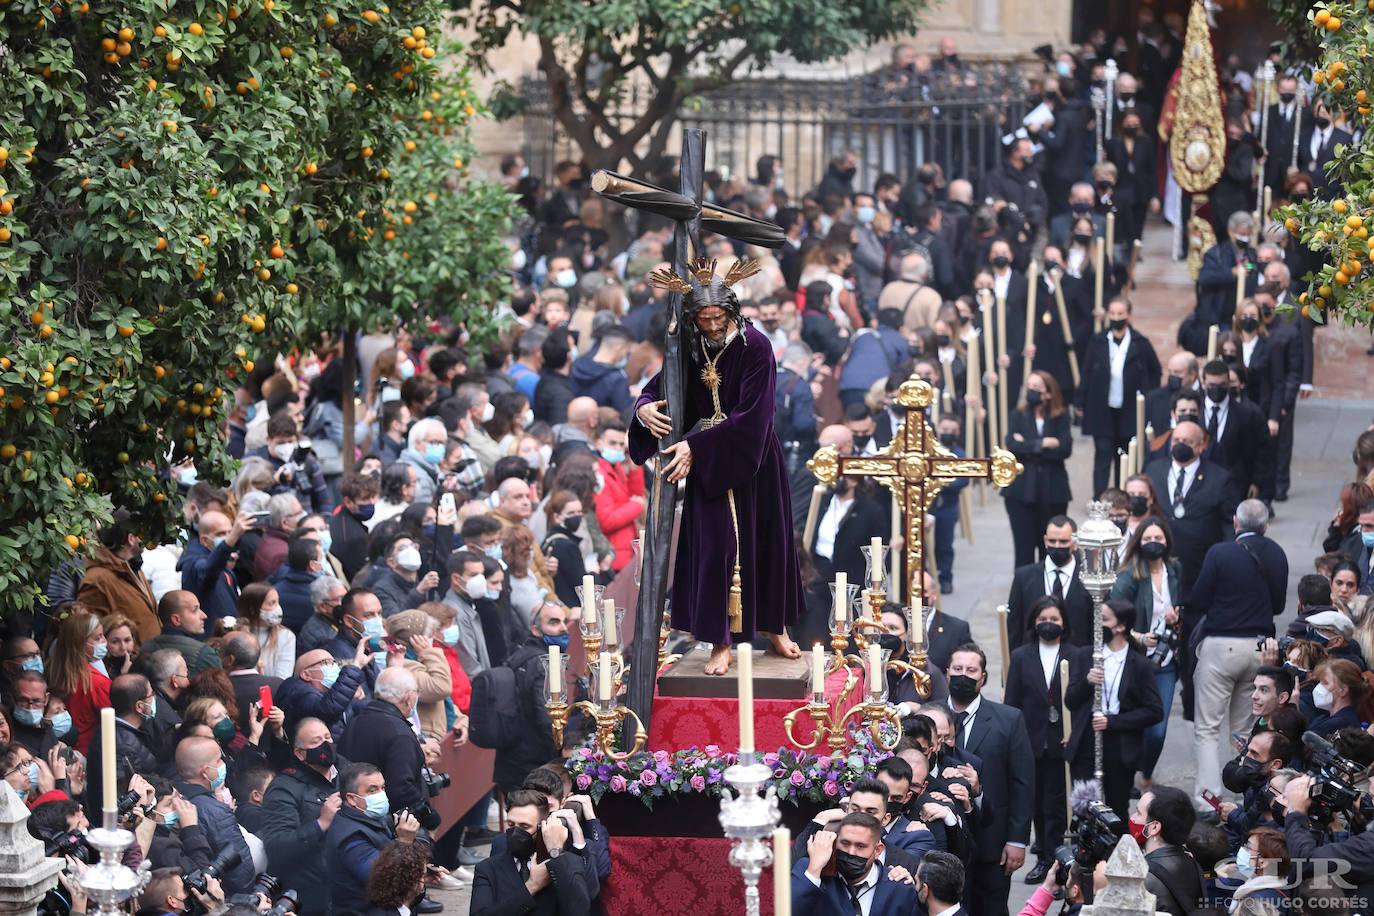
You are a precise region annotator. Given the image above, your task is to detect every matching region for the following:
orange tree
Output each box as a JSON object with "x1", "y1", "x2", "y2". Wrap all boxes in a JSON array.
[
  {"x1": 1276, "y1": 2, "x2": 1374, "y2": 325},
  {"x1": 0, "y1": 0, "x2": 514, "y2": 614}
]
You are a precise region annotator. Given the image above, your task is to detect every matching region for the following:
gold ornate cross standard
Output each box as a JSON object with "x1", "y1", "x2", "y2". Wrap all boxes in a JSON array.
[{"x1": 807, "y1": 377, "x2": 1023, "y2": 611}]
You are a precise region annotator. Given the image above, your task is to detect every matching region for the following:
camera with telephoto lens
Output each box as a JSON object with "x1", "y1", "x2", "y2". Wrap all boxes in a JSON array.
[
  {"x1": 1063, "y1": 801, "x2": 1126, "y2": 869},
  {"x1": 250, "y1": 874, "x2": 282, "y2": 900},
  {"x1": 114, "y1": 789, "x2": 141, "y2": 819},
  {"x1": 183, "y1": 847, "x2": 242, "y2": 899},
  {"x1": 404, "y1": 800, "x2": 442, "y2": 832},
  {"x1": 423, "y1": 768, "x2": 451, "y2": 798},
  {"x1": 1301, "y1": 731, "x2": 1371, "y2": 830},
  {"x1": 1146, "y1": 617, "x2": 1179, "y2": 666},
  {"x1": 265, "y1": 890, "x2": 299, "y2": 916},
  {"x1": 43, "y1": 829, "x2": 96, "y2": 865}
]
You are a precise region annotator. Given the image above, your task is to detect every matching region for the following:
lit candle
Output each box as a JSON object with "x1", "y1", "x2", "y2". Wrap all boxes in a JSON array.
[
  {"x1": 869, "y1": 536, "x2": 883, "y2": 585},
  {"x1": 912, "y1": 605, "x2": 924, "y2": 648},
  {"x1": 810, "y1": 644, "x2": 825, "y2": 696},
  {"x1": 868, "y1": 642, "x2": 883, "y2": 694},
  {"x1": 833, "y1": 572, "x2": 847, "y2": 624},
  {"x1": 773, "y1": 827, "x2": 792, "y2": 916},
  {"x1": 597, "y1": 651, "x2": 612, "y2": 703},
  {"x1": 548, "y1": 645, "x2": 562, "y2": 699},
  {"x1": 602, "y1": 599, "x2": 617, "y2": 648},
  {"x1": 100, "y1": 706, "x2": 116, "y2": 813},
  {"x1": 738, "y1": 645, "x2": 754, "y2": 754}
]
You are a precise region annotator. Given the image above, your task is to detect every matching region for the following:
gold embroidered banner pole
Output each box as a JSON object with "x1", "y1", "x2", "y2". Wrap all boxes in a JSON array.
[{"x1": 1169, "y1": 0, "x2": 1227, "y2": 275}]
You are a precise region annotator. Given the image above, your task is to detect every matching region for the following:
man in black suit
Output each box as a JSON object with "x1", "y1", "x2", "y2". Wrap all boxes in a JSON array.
[
  {"x1": 471, "y1": 789, "x2": 592, "y2": 915},
  {"x1": 1048, "y1": 183, "x2": 1107, "y2": 252},
  {"x1": 789, "y1": 778, "x2": 926, "y2": 874},
  {"x1": 1075, "y1": 295, "x2": 1162, "y2": 498},
  {"x1": 794, "y1": 812, "x2": 922, "y2": 915},
  {"x1": 1198, "y1": 360, "x2": 1267, "y2": 502},
  {"x1": 1300, "y1": 100, "x2": 1354, "y2": 199},
  {"x1": 1187, "y1": 500, "x2": 1287, "y2": 804},
  {"x1": 1006, "y1": 516, "x2": 1094, "y2": 651},
  {"x1": 986, "y1": 238, "x2": 1030, "y2": 410},
  {"x1": 1197, "y1": 212, "x2": 1258, "y2": 330},
  {"x1": 807, "y1": 475, "x2": 890, "y2": 650},
  {"x1": 1260, "y1": 267, "x2": 1311, "y2": 503},
  {"x1": 947, "y1": 643, "x2": 1034, "y2": 916},
  {"x1": 1144, "y1": 352, "x2": 1200, "y2": 435},
  {"x1": 1144, "y1": 420, "x2": 1236, "y2": 594},
  {"x1": 1039, "y1": 77, "x2": 1093, "y2": 219},
  {"x1": 220, "y1": 631, "x2": 282, "y2": 736},
  {"x1": 1263, "y1": 75, "x2": 1302, "y2": 196}
]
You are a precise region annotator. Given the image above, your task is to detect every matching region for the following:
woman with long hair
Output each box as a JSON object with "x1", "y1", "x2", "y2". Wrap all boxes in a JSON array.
[
  {"x1": 1309, "y1": 659, "x2": 1374, "y2": 736},
  {"x1": 231, "y1": 456, "x2": 275, "y2": 504},
  {"x1": 1332, "y1": 560, "x2": 1362, "y2": 612},
  {"x1": 1002, "y1": 370, "x2": 1073, "y2": 568},
  {"x1": 46, "y1": 606, "x2": 111, "y2": 754},
  {"x1": 1067, "y1": 598, "x2": 1164, "y2": 819},
  {"x1": 1122, "y1": 474, "x2": 1163, "y2": 543},
  {"x1": 542, "y1": 490, "x2": 588, "y2": 609},
  {"x1": 547, "y1": 452, "x2": 612, "y2": 572},
  {"x1": 1324, "y1": 481, "x2": 1373, "y2": 555},
  {"x1": 1111, "y1": 516, "x2": 1182, "y2": 790},
  {"x1": 1232, "y1": 299, "x2": 1276, "y2": 423},
  {"x1": 500, "y1": 525, "x2": 544, "y2": 630},
  {"x1": 236, "y1": 582, "x2": 295, "y2": 679},
  {"x1": 486, "y1": 391, "x2": 531, "y2": 454},
  {"x1": 417, "y1": 601, "x2": 472, "y2": 715}
]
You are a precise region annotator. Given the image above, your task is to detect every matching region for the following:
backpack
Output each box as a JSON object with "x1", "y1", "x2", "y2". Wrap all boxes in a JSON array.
[{"x1": 467, "y1": 666, "x2": 524, "y2": 749}]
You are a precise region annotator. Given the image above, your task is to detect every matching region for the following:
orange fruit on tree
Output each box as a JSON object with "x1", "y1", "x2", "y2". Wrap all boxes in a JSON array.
[
  {"x1": 1335, "y1": 199, "x2": 1349, "y2": 214},
  {"x1": 361, "y1": 146, "x2": 373, "y2": 158},
  {"x1": 0, "y1": 228, "x2": 12, "y2": 243},
  {"x1": 155, "y1": 236, "x2": 167, "y2": 250},
  {"x1": 65, "y1": 534, "x2": 80, "y2": 550},
  {"x1": 101, "y1": 36, "x2": 116, "y2": 50},
  {"x1": 1328, "y1": 16, "x2": 1342, "y2": 30},
  {"x1": 116, "y1": 41, "x2": 131, "y2": 56},
  {"x1": 280, "y1": 46, "x2": 292, "y2": 58},
  {"x1": 362, "y1": 8, "x2": 379, "y2": 22},
  {"x1": 285, "y1": 282, "x2": 299, "y2": 295},
  {"x1": 117, "y1": 325, "x2": 135, "y2": 337},
  {"x1": 258, "y1": 267, "x2": 271, "y2": 281},
  {"x1": 188, "y1": 21, "x2": 203, "y2": 34},
  {"x1": 1315, "y1": 8, "x2": 1331, "y2": 25},
  {"x1": 304, "y1": 162, "x2": 318, "y2": 175},
  {"x1": 420, "y1": 47, "x2": 435, "y2": 59},
  {"x1": 0, "y1": 445, "x2": 15, "y2": 460},
  {"x1": 1336, "y1": 270, "x2": 1351, "y2": 285},
  {"x1": 118, "y1": 25, "x2": 133, "y2": 39},
  {"x1": 322, "y1": 12, "x2": 337, "y2": 25},
  {"x1": 1332, "y1": 79, "x2": 1346, "y2": 93},
  {"x1": 270, "y1": 243, "x2": 285, "y2": 258},
  {"x1": 154, "y1": 24, "x2": 165, "y2": 35}
]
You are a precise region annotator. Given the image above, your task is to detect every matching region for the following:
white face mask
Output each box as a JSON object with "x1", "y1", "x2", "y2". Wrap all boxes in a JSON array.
[
  {"x1": 522, "y1": 408, "x2": 535, "y2": 429},
  {"x1": 272, "y1": 443, "x2": 295, "y2": 462},
  {"x1": 539, "y1": 444, "x2": 553, "y2": 466},
  {"x1": 481, "y1": 401, "x2": 495, "y2": 423},
  {"x1": 555, "y1": 268, "x2": 578, "y2": 289},
  {"x1": 261, "y1": 609, "x2": 283, "y2": 627},
  {"x1": 1313, "y1": 683, "x2": 1335, "y2": 711},
  {"x1": 464, "y1": 574, "x2": 487, "y2": 601},
  {"x1": 512, "y1": 249, "x2": 528, "y2": 271},
  {"x1": 396, "y1": 546, "x2": 423, "y2": 572}
]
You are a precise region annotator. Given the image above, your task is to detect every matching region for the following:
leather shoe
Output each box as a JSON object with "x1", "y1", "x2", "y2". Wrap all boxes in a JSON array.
[
  {"x1": 1024, "y1": 860, "x2": 1050, "y2": 884},
  {"x1": 462, "y1": 826, "x2": 496, "y2": 847},
  {"x1": 416, "y1": 896, "x2": 444, "y2": 914},
  {"x1": 940, "y1": 582, "x2": 954, "y2": 595}
]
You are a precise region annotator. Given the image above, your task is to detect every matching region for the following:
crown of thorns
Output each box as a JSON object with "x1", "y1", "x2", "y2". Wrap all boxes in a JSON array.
[{"x1": 648, "y1": 257, "x2": 760, "y2": 312}]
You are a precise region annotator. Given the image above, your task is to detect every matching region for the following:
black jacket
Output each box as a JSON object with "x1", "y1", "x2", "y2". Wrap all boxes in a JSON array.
[
  {"x1": 329, "y1": 508, "x2": 373, "y2": 584},
  {"x1": 86, "y1": 717, "x2": 159, "y2": 814},
  {"x1": 983, "y1": 162, "x2": 1049, "y2": 229},
  {"x1": 1201, "y1": 395, "x2": 1267, "y2": 500},
  {"x1": 324, "y1": 805, "x2": 397, "y2": 916},
  {"x1": 229, "y1": 670, "x2": 282, "y2": 735},
  {"x1": 1041, "y1": 97, "x2": 1093, "y2": 185},
  {"x1": 957, "y1": 697, "x2": 1034, "y2": 862},
  {"x1": 808, "y1": 488, "x2": 891, "y2": 587},
  {"x1": 259, "y1": 762, "x2": 342, "y2": 916},
  {"x1": 1297, "y1": 123, "x2": 1354, "y2": 198},
  {"x1": 1001, "y1": 409, "x2": 1073, "y2": 506},
  {"x1": 1144, "y1": 845, "x2": 1206, "y2": 916},
  {"x1": 1240, "y1": 336, "x2": 1280, "y2": 422},
  {"x1": 337, "y1": 700, "x2": 427, "y2": 814},
  {"x1": 470, "y1": 845, "x2": 593, "y2": 916},
  {"x1": 1065, "y1": 647, "x2": 1163, "y2": 766},
  {"x1": 1187, "y1": 534, "x2": 1288, "y2": 639},
  {"x1": 1145, "y1": 457, "x2": 1236, "y2": 591},
  {"x1": 1005, "y1": 641, "x2": 1089, "y2": 757},
  {"x1": 924, "y1": 610, "x2": 972, "y2": 673},
  {"x1": 495, "y1": 638, "x2": 559, "y2": 793},
  {"x1": 1007, "y1": 560, "x2": 1095, "y2": 651},
  {"x1": 1076, "y1": 328, "x2": 1161, "y2": 437},
  {"x1": 1197, "y1": 241, "x2": 1258, "y2": 328},
  {"x1": 534, "y1": 371, "x2": 577, "y2": 426},
  {"x1": 1285, "y1": 811, "x2": 1374, "y2": 897},
  {"x1": 147, "y1": 822, "x2": 213, "y2": 872}
]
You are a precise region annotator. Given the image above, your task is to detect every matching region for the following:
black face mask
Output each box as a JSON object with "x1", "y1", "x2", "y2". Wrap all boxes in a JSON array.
[
  {"x1": 303, "y1": 741, "x2": 337, "y2": 769},
  {"x1": 1221, "y1": 756, "x2": 1267, "y2": 793},
  {"x1": 1139, "y1": 541, "x2": 1168, "y2": 562},
  {"x1": 1045, "y1": 91, "x2": 1060, "y2": 103},
  {"x1": 934, "y1": 334, "x2": 951, "y2": 348},
  {"x1": 947, "y1": 674, "x2": 981, "y2": 704},
  {"x1": 1240, "y1": 317, "x2": 1260, "y2": 333},
  {"x1": 1071, "y1": 203, "x2": 1093, "y2": 216},
  {"x1": 127, "y1": 553, "x2": 145, "y2": 573},
  {"x1": 1026, "y1": 390, "x2": 1043, "y2": 407},
  {"x1": 1128, "y1": 495, "x2": 1149, "y2": 516},
  {"x1": 1167, "y1": 374, "x2": 1184, "y2": 392},
  {"x1": 1205, "y1": 384, "x2": 1228, "y2": 404},
  {"x1": 1114, "y1": 517, "x2": 1129, "y2": 534},
  {"x1": 1047, "y1": 545, "x2": 1073, "y2": 567},
  {"x1": 1109, "y1": 318, "x2": 1128, "y2": 332},
  {"x1": 561, "y1": 515, "x2": 583, "y2": 532},
  {"x1": 836, "y1": 850, "x2": 873, "y2": 883},
  {"x1": 1279, "y1": 92, "x2": 1296, "y2": 104},
  {"x1": 1175, "y1": 412, "x2": 1199, "y2": 425},
  {"x1": 1122, "y1": 126, "x2": 1140, "y2": 138},
  {"x1": 1315, "y1": 116, "x2": 1332, "y2": 129},
  {"x1": 1119, "y1": 93, "x2": 1135, "y2": 104},
  {"x1": 877, "y1": 633, "x2": 905, "y2": 658},
  {"x1": 939, "y1": 433, "x2": 959, "y2": 448},
  {"x1": 1072, "y1": 232, "x2": 1094, "y2": 246},
  {"x1": 1102, "y1": 626, "x2": 1118, "y2": 645},
  {"x1": 853, "y1": 434, "x2": 872, "y2": 450},
  {"x1": 506, "y1": 826, "x2": 537, "y2": 861},
  {"x1": 991, "y1": 256, "x2": 1011, "y2": 269},
  {"x1": 1171, "y1": 441, "x2": 1195, "y2": 463},
  {"x1": 1096, "y1": 181, "x2": 1114, "y2": 193},
  {"x1": 106, "y1": 654, "x2": 127, "y2": 673},
  {"x1": 1035, "y1": 621, "x2": 1063, "y2": 642}
]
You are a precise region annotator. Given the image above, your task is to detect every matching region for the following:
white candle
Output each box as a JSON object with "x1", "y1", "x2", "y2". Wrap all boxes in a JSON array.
[
  {"x1": 582, "y1": 574, "x2": 596, "y2": 622},
  {"x1": 869, "y1": 536, "x2": 883, "y2": 585},
  {"x1": 810, "y1": 644, "x2": 825, "y2": 696},
  {"x1": 912, "y1": 605, "x2": 924, "y2": 648},
  {"x1": 597, "y1": 651, "x2": 612, "y2": 702},
  {"x1": 548, "y1": 645, "x2": 562, "y2": 699},
  {"x1": 602, "y1": 598, "x2": 617, "y2": 648},
  {"x1": 868, "y1": 642, "x2": 883, "y2": 694},
  {"x1": 773, "y1": 827, "x2": 792, "y2": 916},
  {"x1": 101, "y1": 707, "x2": 116, "y2": 811},
  {"x1": 738, "y1": 645, "x2": 754, "y2": 753},
  {"x1": 834, "y1": 572, "x2": 847, "y2": 624}
]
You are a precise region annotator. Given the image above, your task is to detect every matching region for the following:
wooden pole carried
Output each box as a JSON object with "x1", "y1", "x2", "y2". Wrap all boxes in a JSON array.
[
  {"x1": 801, "y1": 484, "x2": 824, "y2": 553},
  {"x1": 1128, "y1": 239, "x2": 1142, "y2": 290},
  {"x1": 1135, "y1": 392, "x2": 1146, "y2": 473},
  {"x1": 1051, "y1": 271, "x2": 1082, "y2": 388},
  {"x1": 1206, "y1": 325, "x2": 1219, "y2": 362},
  {"x1": 1093, "y1": 238, "x2": 1106, "y2": 333},
  {"x1": 996, "y1": 294, "x2": 1009, "y2": 446},
  {"x1": 997, "y1": 604, "x2": 1011, "y2": 688},
  {"x1": 1059, "y1": 658, "x2": 1073, "y2": 833},
  {"x1": 1023, "y1": 261, "x2": 1039, "y2": 389}
]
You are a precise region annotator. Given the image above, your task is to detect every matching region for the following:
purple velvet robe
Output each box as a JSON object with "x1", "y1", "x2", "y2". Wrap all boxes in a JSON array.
[{"x1": 629, "y1": 323, "x2": 805, "y2": 645}]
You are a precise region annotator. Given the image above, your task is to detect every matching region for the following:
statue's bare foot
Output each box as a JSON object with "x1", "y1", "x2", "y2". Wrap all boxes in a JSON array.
[
  {"x1": 763, "y1": 631, "x2": 802, "y2": 659},
  {"x1": 704, "y1": 645, "x2": 733, "y2": 676}
]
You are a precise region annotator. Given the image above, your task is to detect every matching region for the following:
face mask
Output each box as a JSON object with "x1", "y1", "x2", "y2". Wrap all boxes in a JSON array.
[
  {"x1": 303, "y1": 741, "x2": 336, "y2": 770},
  {"x1": 1035, "y1": 621, "x2": 1063, "y2": 642},
  {"x1": 1235, "y1": 847, "x2": 1255, "y2": 878},
  {"x1": 1278, "y1": 92, "x2": 1295, "y2": 105},
  {"x1": 361, "y1": 617, "x2": 385, "y2": 640},
  {"x1": 143, "y1": 695, "x2": 158, "y2": 719},
  {"x1": 1235, "y1": 235, "x2": 1251, "y2": 246},
  {"x1": 1171, "y1": 442, "x2": 1195, "y2": 464},
  {"x1": 542, "y1": 633, "x2": 571, "y2": 650},
  {"x1": 441, "y1": 625, "x2": 460, "y2": 646},
  {"x1": 1127, "y1": 495, "x2": 1149, "y2": 517},
  {"x1": 212, "y1": 718, "x2": 236, "y2": 745},
  {"x1": 20, "y1": 657, "x2": 43, "y2": 674},
  {"x1": 1362, "y1": 531, "x2": 1374, "y2": 549},
  {"x1": 1205, "y1": 383, "x2": 1231, "y2": 404},
  {"x1": 1313, "y1": 683, "x2": 1335, "y2": 710},
  {"x1": 396, "y1": 546, "x2": 423, "y2": 572},
  {"x1": 1103, "y1": 626, "x2": 1118, "y2": 645},
  {"x1": 506, "y1": 826, "x2": 537, "y2": 860},
  {"x1": 1176, "y1": 412, "x2": 1198, "y2": 425},
  {"x1": 178, "y1": 466, "x2": 200, "y2": 487},
  {"x1": 1096, "y1": 181, "x2": 1114, "y2": 193},
  {"x1": 92, "y1": 641, "x2": 108, "y2": 660},
  {"x1": 1122, "y1": 126, "x2": 1140, "y2": 138},
  {"x1": 991, "y1": 256, "x2": 1011, "y2": 270},
  {"x1": 1056, "y1": 61, "x2": 1073, "y2": 77},
  {"x1": 511, "y1": 249, "x2": 527, "y2": 272},
  {"x1": 877, "y1": 633, "x2": 904, "y2": 658},
  {"x1": 934, "y1": 334, "x2": 951, "y2": 348},
  {"x1": 49, "y1": 712, "x2": 72, "y2": 735},
  {"x1": 939, "y1": 433, "x2": 959, "y2": 448},
  {"x1": 162, "y1": 810, "x2": 180, "y2": 829},
  {"x1": 1139, "y1": 541, "x2": 1168, "y2": 562},
  {"x1": 485, "y1": 588, "x2": 501, "y2": 601},
  {"x1": 14, "y1": 707, "x2": 43, "y2": 727},
  {"x1": 1307, "y1": 628, "x2": 1331, "y2": 647},
  {"x1": 1128, "y1": 817, "x2": 1149, "y2": 847},
  {"x1": 835, "y1": 850, "x2": 872, "y2": 884},
  {"x1": 485, "y1": 544, "x2": 504, "y2": 562},
  {"x1": 398, "y1": 359, "x2": 416, "y2": 380},
  {"x1": 1167, "y1": 375, "x2": 1184, "y2": 392},
  {"x1": 210, "y1": 761, "x2": 227, "y2": 791},
  {"x1": 1109, "y1": 318, "x2": 1128, "y2": 332},
  {"x1": 555, "y1": 268, "x2": 578, "y2": 289},
  {"x1": 261, "y1": 609, "x2": 283, "y2": 627},
  {"x1": 561, "y1": 514, "x2": 583, "y2": 532},
  {"x1": 272, "y1": 443, "x2": 296, "y2": 462},
  {"x1": 481, "y1": 401, "x2": 496, "y2": 423},
  {"x1": 947, "y1": 674, "x2": 980, "y2": 703},
  {"x1": 1025, "y1": 390, "x2": 1043, "y2": 407},
  {"x1": 856, "y1": 206, "x2": 876, "y2": 224},
  {"x1": 423, "y1": 443, "x2": 446, "y2": 466},
  {"x1": 363, "y1": 790, "x2": 390, "y2": 819},
  {"x1": 464, "y1": 575, "x2": 487, "y2": 601},
  {"x1": 600, "y1": 448, "x2": 625, "y2": 464},
  {"x1": 1047, "y1": 546, "x2": 1073, "y2": 567},
  {"x1": 318, "y1": 531, "x2": 333, "y2": 555},
  {"x1": 1315, "y1": 116, "x2": 1332, "y2": 129},
  {"x1": 351, "y1": 502, "x2": 375, "y2": 523},
  {"x1": 1222, "y1": 756, "x2": 1266, "y2": 794},
  {"x1": 1072, "y1": 232, "x2": 1093, "y2": 246},
  {"x1": 26, "y1": 761, "x2": 40, "y2": 787},
  {"x1": 539, "y1": 444, "x2": 553, "y2": 467},
  {"x1": 320, "y1": 663, "x2": 341, "y2": 688},
  {"x1": 1239, "y1": 316, "x2": 1260, "y2": 333}
]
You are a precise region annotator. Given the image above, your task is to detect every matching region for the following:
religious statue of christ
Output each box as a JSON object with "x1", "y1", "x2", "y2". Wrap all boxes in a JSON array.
[{"x1": 628, "y1": 257, "x2": 805, "y2": 675}]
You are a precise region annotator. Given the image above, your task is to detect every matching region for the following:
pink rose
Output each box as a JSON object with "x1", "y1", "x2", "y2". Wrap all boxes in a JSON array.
[
  {"x1": 690, "y1": 774, "x2": 706, "y2": 792},
  {"x1": 639, "y1": 769, "x2": 658, "y2": 787},
  {"x1": 789, "y1": 770, "x2": 806, "y2": 786},
  {"x1": 576, "y1": 774, "x2": 592, "y2": 791},
  {"x1": 653, "y1": 750, "x2": 670, "y2": 762},
  {"x1": 704, "y1": 745, "x2": 722, "y2": 757},
  {"x1": 609, "y1": 775, "x2": 627, "y2": 793},
  {"x1": 824, "y1": 780, "x2": 840, "y2": 797},
  {"x1": 816, "y1": 756, "x2": 832, "y2": 769}
]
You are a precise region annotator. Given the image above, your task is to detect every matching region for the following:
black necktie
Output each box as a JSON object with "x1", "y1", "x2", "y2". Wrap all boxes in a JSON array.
[
  {"x1": 518, "y1": 858, "x2": 530, "y2": 882},
  {"x1": 1052, "y1": 570, "x2": 1064, "y2": 600},
  {"x1": 955, "y1": 710, "x2": 969, "y2": 748},
  {"x1": 848, "y1": 884, "x2": 865, "y2": 916},
  {"x1": 1173, "y1": 468, "x2": 1186, "y2": 506}
]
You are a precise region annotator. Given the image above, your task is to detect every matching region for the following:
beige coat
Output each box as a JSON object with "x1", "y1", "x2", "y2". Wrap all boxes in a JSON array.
[{"x1": 402, "y1": 644, "x2": 453, "y2": 739}]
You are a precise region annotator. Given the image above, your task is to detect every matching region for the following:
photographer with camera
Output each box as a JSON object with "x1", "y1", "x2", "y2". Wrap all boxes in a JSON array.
[
  {"x1": 1219, "y1": 730, "x2": 1297, "y2": 846},
  {"x1": 174, "y1": 736, "x2": 256, "y2": 894},
  {"x1": 338, "y1": 668, "x2": 437, "y2": 833},
  {"x1": 1130, "y1": 787, "x2": 1204, "y2": 916},
  {"x1": 84, "y1": 674, "x2": 159, "y2": 813},
  {"x1": 258, "y1": 718, "x2": 345, "y2": 916},
  {"x1": 137, "y1": 866, "x2": 226, "y2": 916},
  {"x1": 1282, "y1": 739, "x2": 1374, "y2": 895},
  {"x1": 141, "y1": 775, "x2": 212, "y2": 872},
  {"x1": 470, "y1": 788, "x2": 591, "y2": 915},
  {"x1": 249, "y1": 413, "x2": 331, "y2": 516},
  {"x1": 324, "y1": 763, "x2": 424, "y2": 916}
]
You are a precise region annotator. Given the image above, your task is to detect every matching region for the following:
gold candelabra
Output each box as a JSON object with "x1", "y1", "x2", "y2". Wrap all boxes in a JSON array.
[
  {"x1": 546, "y1": 697, "x2": 647, "y2": 761},
  {"x1": 840, "y1": 692, "x2": 904, "y2": 752},
  {"x1": 783, "y1": 669, "x2": 862, "y2": 755}
]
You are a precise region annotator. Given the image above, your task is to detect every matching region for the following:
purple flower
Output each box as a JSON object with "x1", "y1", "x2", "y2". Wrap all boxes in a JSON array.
[
  {"x1": 628, "y1": 782, "x2": 642, "y2": 796},
  {"x1": 789, "y1": 770, "x2": 806, "y2": 787},
  {"x1": 704, "y1": 744, "x2": 721, "y2": 757},
  {"x1": 609, "y1": 775, "x2": 627, "y2": 793},
  {"x1": 596, "y1": 765, "x2": 613, "y2": 781},
  {"x1": 817, "y1": 756, "x2": 832, "y2": 769},
  {"x1": 763, "y1": 753, "x2": 780, "y2": 767},
  {"x1": 824, "y1": 780, "x2": 840, "y2": 797},
  {"x1": 708, "y1": 770, "x2": 723, "y2": 784},
  {"x1": 773, "y1": 768, "x2": 787, "y2": 779},
  {"x1": 653, "y1": 750, "x2": 670, "y2": 763},
  {"x1": 690, "y1": 774, "x2": 706, "y2": 792},
  {"x1": 576, "y1": 774, "x2": 592, "y2": 791},
  {"x1": 639, "y1": 769, "x2": 658, "y2": 787}
]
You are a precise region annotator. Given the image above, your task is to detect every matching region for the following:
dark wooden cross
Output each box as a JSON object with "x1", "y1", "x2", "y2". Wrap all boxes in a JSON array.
[{"x1": 591, "y1": 129, "x2": 784, "y2": 741}]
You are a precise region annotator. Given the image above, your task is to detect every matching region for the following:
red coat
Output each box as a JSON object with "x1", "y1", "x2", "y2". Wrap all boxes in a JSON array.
[
  {"x1": 68, "y1": 664, "x2": 112, "y2": 755},
  {"x1": 595, "y1": 457, "x2": 645, "y2": 572},
  {"x1": 439, "y1": 644, "x2": 472, "y2": 714}
]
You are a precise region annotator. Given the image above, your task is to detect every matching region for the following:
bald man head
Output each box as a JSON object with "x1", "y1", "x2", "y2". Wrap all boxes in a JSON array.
[
  {"x1": 567, "y1": 397, "x2": 600, "y2": 436},
  {"x1": 819, "y1": 424, "x2": 854, "y2": 457},
  {"x1": 175, "y1": 736, "x2": 224, "y2": 785},
  {"x1": 497, "y1": 477, "x2": 533, "y2": 520},
  {"x1": 196, "y1": 511, "x2": 231, "y2": 552}
]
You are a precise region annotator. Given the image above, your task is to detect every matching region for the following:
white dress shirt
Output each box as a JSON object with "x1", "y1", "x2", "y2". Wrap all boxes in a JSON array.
[
  {"x1": 1038, "y1": 641, "x2": 1060, "y2": 688},
  {"x1": 993, "y1": 269, "x2": 1012, "y2": 303},
  {"x1": 1168, "y1": 460, "x2": 1200, "y2": 503},
  {"x1": 1311, "y1": 127, "x2": 1331, "y2": 166},
  {"x1": 815, "y1": 494, "x2": 853, "y2": 562},
  {"x1": 1103, "y1": 645, "x2": 1129, "y2": 715},
  {"x1": 950, "y1": 693, "x2": 982, "y2": 746},
  {"x1": 1242, "y1": 336, "x2": 1258, "y2": 367},
  {"x1": 1044, "y1": 556, "x2": 1076, "y2": 597},
  {"x1": 804, "y1": 860, "x2": 881, "y2": 915},
  {"x1": 1205, "y1": 397, "x2": 1229, "y2": 441},
  {"x1": 1107, "y1": 330, "x2": 1131, "y2": 409}
]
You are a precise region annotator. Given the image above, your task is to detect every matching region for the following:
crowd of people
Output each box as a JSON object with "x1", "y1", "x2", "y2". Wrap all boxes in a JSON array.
[{"x1": 1, "y1": 13, "x2": 1372, "y2": 916}]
